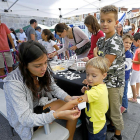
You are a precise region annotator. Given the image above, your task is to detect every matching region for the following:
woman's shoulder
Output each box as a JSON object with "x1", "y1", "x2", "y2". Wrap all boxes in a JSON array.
[{"x1": 3, "y1": 67, "x2": 23, "y2": 83}]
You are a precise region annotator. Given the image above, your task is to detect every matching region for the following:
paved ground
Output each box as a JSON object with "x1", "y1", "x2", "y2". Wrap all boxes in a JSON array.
[{"x1": 0, "y1": 81, "x2": 140, "y2": 140}]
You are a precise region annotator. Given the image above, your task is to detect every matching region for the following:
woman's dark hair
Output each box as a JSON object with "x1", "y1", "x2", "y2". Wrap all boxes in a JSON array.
[
  {"x1": 19, "y1": 40, "x2": 52, "y2": 98},
  {"x1": 84, "y1": 15, "x2": 100, "y2": 35},
  {"x1": 55, "y1": 23, "x2": 69, "y2": 33},
  {"x1": 10, "y1": 28, "x2": 16, "y2": 36},
  {"x1": 125, "y1": 19, "x2": 130, "y2": 26},
  {"x1": 42, "y1": 29, "x2": 55, "y2": 41}
]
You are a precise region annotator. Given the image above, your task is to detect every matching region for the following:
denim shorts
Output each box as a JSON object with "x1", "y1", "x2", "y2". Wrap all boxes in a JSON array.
[{"x1": 88, "y1": 123, "x2": 107, "y2": 140}]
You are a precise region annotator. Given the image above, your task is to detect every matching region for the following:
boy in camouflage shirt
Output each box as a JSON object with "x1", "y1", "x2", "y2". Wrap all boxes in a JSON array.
[{"x1": 94, "y1": 5, "x2": 125, "y2": 140}]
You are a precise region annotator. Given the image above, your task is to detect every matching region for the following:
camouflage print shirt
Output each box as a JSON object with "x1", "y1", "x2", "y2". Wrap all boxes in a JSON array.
[{"x1": 96, "y1": 33, "x2": 125, "y2": 88}]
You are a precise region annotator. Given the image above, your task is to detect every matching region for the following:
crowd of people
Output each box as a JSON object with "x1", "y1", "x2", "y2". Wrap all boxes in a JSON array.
[{"x1": 1, "y1": 4, "x2": 140, "y2": 140}]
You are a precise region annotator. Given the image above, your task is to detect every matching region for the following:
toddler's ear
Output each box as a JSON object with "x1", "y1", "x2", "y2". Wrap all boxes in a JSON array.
[{"x1": 103, "y1": 73, "x2": 107, "y2": 79}]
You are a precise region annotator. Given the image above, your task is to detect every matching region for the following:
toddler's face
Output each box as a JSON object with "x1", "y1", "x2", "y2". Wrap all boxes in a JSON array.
[
  {"x1": 86, "y1": 65, "x2": 106, "y2": 86},
  {"x1": 100, "y1": 12, "x2": 118, "y2": 35},
  {"x1": 123, "y1": 38, "x2": 132, "y2": 51}
]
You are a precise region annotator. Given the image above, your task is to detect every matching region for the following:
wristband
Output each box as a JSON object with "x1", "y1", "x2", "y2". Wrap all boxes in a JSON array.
[{"x1": 54, "y1": 111, "x2": 59, "y2": 119}]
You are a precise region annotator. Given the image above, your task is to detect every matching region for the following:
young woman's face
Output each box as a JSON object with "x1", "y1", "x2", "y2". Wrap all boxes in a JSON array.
[
  {"x1": 117, "y1": 24, "x2": 122, "y2": 32},
  {"x1": 85, "y1": 24, "x2": 93, "y2": 33},
  {"x1": 125, "y1": 20, "x2": 129, "y2": 26},
  {"x1": 27, "y1": 54, "x2": 48, "y2": 77},
  {"x1": 41, "y1": 32, "x2": 47, "y2": 40},
  {"x1": 86, "y1": 65, "x2": 106, "y2": 86},
  {"x1": 123, "y1": 38, "x2": 132, "y2": 51},
  {"x1": 56, "y1": 29, "x2": 67, "y2": 38}
]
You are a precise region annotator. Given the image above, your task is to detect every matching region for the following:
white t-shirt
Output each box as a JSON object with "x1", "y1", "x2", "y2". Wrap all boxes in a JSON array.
[
  {"x1": 38, "y1": 39, "x2": 56, "y2": 54},
  {"x1": 10, "y1": 33, "x2": 17, "y2": 47},
  {"x1": 19, "y1": 32, "x2": 27, "y2": 41}
]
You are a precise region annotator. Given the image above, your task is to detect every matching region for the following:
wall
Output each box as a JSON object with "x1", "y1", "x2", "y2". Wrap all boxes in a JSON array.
[{"x1": 0, "y1": 13, "x2": 59, "y2": 30}]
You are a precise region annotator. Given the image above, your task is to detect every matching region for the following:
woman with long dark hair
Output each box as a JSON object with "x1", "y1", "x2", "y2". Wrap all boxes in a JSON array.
[
  {"x1": 3, "y1": 41, "x2": 80, "y2": 140},
  {"x1": 48, "y1": 23, "x2": 90, "y2": 59},
  {"x1": 82, "y1": 15, "x2": 104, "y2": 62}
]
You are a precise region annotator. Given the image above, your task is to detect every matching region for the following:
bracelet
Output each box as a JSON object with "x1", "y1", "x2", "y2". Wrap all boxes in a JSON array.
[{"x1": 54, "y1": 111, "x2": 59, "y2": 119}]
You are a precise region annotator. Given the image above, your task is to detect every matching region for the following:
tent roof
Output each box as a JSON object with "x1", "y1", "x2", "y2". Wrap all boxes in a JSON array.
[{"x1": 0, "y1": 0, "x2": 140, "y2": 18}]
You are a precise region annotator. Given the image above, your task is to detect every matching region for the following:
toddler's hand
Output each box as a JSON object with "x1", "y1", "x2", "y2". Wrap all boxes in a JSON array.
[{"x1": 81, "y1": 86, "x2": 89, "y2": 93}]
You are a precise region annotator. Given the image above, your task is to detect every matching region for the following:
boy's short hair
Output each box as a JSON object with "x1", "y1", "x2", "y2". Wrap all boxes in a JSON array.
[
  {"x1": 133, "y1": 33, "x2": 140, "y2": 41},
  {"x1": 100, "y1": 5, "x2": 118, "y2": 20},
  {"x1": 122, "y1": 33, "x2": 133, "y2": 41},
  {"x1": 86, "y1": 57, "x2": 110, "y2": 74}
]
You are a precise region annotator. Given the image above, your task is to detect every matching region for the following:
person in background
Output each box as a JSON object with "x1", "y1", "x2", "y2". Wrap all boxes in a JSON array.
[
  {"x1": 131, "y1": 23, "x2": 136, "y2": 36},
  {"x1": 38, "y1": 29, "x2": 59, "y2": 60},
  {"x1": 0, "y1": 14, "x2": 15, "y2": 79},
  {"x1": 26, "y1": 19, "x2": 38, "y2": 41},
  {"x1": 3, "y1": 41, "x2": 81, "y2": 140},
  {"x1": 35, "y1": 26, "x2": 42, "y2": 40},
  {"x1": 82, "y1": 15, "x2": 104, "y2": 62},
  {"x1": 128, "y1": 33, "x2": 140, "y2": 103},
  {"x1": 136, "y1": 20, "x2": 140, "y2": 33},
  {"x1": 19, "y1": 28, "x2": 27, "y2": 42},
  {"x1": 123, "y1": 19, "x2": 132, "y2": 34},
  {"x1": 121, "y1": 34, "x2": 133, "y2": 113},
  {"x1": 10, "y1": 28, "x2": 18, "y2": 49},
  {"x1": 48, "y1": 23, "x2": 90, "y2": 59},
  {"x1": 94, "y1": 5, "x2": 125, "y2": 140},
  {"x1": 116, "y1": 23, "x2": 123, "y2": 37}
]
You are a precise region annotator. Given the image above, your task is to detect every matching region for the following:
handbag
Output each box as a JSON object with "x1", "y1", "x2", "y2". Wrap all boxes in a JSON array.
[{"x1": 72, "y1": 27, "x2": 91, "y2": 55}]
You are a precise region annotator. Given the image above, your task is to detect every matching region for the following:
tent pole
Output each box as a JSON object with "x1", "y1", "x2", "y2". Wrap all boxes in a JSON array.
[
  {"x1": 4, "y1": 0, "x2": 19, "y2": 12},
  {"x1": 59, "y1": 8, "x2": 62, "y2": 23}
]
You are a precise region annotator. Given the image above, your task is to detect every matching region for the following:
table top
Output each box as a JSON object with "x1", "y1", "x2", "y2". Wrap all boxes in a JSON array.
[
  {"x1": 53, "y1": 70, "x2": 86, "y2": 87},
  {"x1": 53, "y1": 70, "x2": 86, "y2": 96}
]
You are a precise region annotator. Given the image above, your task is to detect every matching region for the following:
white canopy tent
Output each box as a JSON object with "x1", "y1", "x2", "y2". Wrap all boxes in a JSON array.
[{"x1": 0, "y1": 0, "x2": 140, "y2": 18}]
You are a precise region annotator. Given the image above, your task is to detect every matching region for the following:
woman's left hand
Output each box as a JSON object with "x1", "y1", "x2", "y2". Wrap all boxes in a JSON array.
[{"x1": 70, "y1": 46, "x2": 77, "y2": 51}]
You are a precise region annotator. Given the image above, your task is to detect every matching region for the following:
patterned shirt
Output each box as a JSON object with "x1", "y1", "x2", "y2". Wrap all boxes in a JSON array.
[{"x1": 96, "y1": 33, "x2": 125, "y2": 88}]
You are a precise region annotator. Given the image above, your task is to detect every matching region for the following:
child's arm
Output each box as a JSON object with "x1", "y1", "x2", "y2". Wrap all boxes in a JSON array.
[
  {"x1": 53, "y1": 44, "x2": 60, "y2": 51},
  {"x1": 56, "y1": 94, "x2": 88, "y2": 112},
  {"x1": 105, "y1": 54, "x2": 117, "y2": 67},
  {"x1": 132, "y1": 53, "x2": 140, "y2": 64}
]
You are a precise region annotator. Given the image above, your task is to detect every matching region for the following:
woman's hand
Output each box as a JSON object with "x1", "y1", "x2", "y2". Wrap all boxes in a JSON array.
[
  {"x1": 70, "y1": 46, "x2": 77, "y2": 51},
  {"x1": 93, "y1": 47, "x2": 98, "y2": 57},
  {"x1": 81, "y1": 57, "x2": 89, "y2": 62},
  {"x1": 48, "y1": 52, "x2": 58, "y2": 58},
  {"x1": 57, "y1": 109, "x2": 81, "y2": 120}
]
